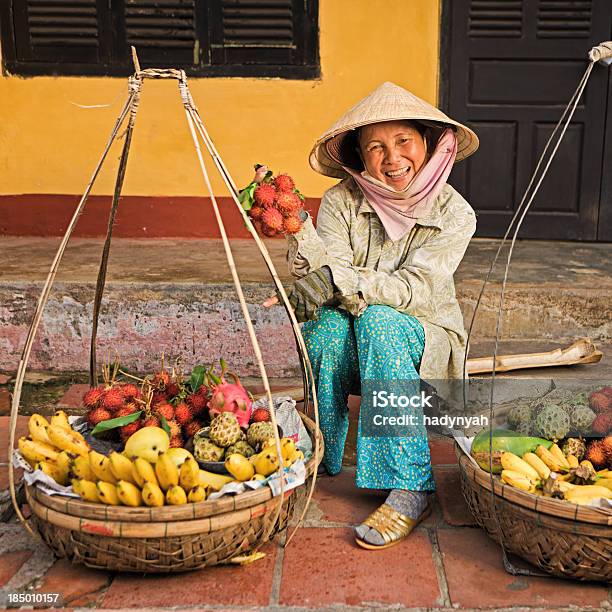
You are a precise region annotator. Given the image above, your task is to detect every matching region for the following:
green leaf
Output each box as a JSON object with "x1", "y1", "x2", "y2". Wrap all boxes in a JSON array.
[
  {"x1": 189, "y1": 365, "x2": 206, "y2": 393},
  {"x1": 92, "y1": 411, "x2": 142, "y2": 435},
  {"x1": 159, "y1": 414, "x2": 171, "y2": 437}
]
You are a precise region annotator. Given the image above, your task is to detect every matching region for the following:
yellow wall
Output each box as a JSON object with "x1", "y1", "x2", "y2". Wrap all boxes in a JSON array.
[{"x1": 0, "y1": 1, "x2": 441, "y2": 197}]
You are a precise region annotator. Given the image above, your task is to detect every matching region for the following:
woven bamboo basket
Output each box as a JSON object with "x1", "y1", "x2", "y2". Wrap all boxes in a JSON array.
[
  {"x1": 22, "y1": 413, "x2": 323, "y2": 573},
  {"x1": 456, "y1": 445, "x2": 612, "y2": 582}
]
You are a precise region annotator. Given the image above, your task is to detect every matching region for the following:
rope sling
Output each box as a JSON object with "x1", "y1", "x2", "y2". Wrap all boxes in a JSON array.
[{"x1": 8, "y1": 53, "x2": 321, "y2": 554}]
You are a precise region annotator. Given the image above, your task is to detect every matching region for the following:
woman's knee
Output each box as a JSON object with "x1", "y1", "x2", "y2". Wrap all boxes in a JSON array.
[{"x1": 302, "y1": 307, "x2": 354, "y2": 360}]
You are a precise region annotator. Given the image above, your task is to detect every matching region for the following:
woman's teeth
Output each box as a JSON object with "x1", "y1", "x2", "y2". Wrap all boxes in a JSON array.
[{"x1": 385, "y1": 168, "x2": 410, "y2": 178}]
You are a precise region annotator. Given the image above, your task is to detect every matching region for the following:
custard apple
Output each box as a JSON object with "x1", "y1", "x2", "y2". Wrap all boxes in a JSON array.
[
  {"x1": 247, "y1": 421, "x2": 275, "y2": 449},
  {"x1": 534, "y1": 405, "x2": 570, "y2": 440},
  {"x1": 209, "y1": 412, "x2": 242, "y2": 448},
  {"x1": 226, "y1": 440, "x2": 255, "y2": 458},
  {"x1": 507, "y1": 404, "x2": 532, "y2": 428},
  {"x1": 569, "y1": 405, "x2": 596, "y2": 433},
  {"x1": 194, "y1": 438, "x2": 225, "y2": 462}
]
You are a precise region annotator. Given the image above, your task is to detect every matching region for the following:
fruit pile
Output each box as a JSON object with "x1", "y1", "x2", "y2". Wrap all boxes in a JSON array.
[
  {"x1": 239, "y1": 164, "x2": 306, "y2": 237},
  {"x1": 506, "y1": 385, "x2": 612, "y2": 439},
  {"x1": 83, "y1": 361, "x2": 251, "y2": 447},
  {"x1": 20, "y1": 414, "x2": 304, "y2": 507},
  {"x1": 470, "y1": 429, "x2": 612, "y2": 506}
]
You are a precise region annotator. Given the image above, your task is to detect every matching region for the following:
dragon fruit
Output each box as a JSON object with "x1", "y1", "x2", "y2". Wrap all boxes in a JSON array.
[{"x1": 207, "y1": 372, "x2": 252, "y2": 428}]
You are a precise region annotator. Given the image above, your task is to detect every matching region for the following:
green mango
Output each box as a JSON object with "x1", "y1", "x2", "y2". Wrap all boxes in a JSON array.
[{"x1": 470, "y1": 429, "x2": 552, "y2": 473}]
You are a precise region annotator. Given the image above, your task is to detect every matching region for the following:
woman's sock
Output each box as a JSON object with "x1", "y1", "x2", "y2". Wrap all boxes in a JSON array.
[{"x1": 355, "y1": 489, "x2": 430, "y2": 545}]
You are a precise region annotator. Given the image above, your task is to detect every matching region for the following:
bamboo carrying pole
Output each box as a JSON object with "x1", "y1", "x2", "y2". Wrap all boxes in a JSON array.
[{"x1": 8, "y1": 53, "x2": 321, "y2": 557}]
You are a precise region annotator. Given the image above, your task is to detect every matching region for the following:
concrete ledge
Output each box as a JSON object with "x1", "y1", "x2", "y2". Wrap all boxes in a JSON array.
[{"x1": 1, "y1": 237, "x2": 610, "y2": 375}]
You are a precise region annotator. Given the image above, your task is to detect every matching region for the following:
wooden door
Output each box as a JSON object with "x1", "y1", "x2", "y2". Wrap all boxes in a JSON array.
[{"x1": 442, "y1": 0, "x2": 612, "y2": 240}]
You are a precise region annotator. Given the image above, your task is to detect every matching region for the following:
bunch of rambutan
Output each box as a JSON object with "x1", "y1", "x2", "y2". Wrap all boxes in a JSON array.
[
  {"x1": 83, "y1": 367, "x2": 211, "y2": 447},
  {"x1": 585, "y1": 435, "x2": 612, "y2": 469},
  {"x1": 589, "y1": 386, "x2": 612, "y2": 436},
  {"x1": 241, "y1": 165, "x2": 306, "y2": 237}
]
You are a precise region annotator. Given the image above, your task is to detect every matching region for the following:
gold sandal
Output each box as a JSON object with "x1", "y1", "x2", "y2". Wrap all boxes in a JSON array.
[{"x1": 354, "y1": 501, "x2": 432, "y2": 550}]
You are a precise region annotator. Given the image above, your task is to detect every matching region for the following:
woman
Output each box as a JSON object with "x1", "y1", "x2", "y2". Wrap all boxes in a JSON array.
[{"x1": 267, "y1": 82, "x2": 478, "y2": 549}]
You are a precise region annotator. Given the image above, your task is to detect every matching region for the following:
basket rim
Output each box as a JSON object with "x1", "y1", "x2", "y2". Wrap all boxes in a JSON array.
[
  {"x1": 455, "y1": 443, "x2": 612, "y2": 527},
  {"x1": 27, "y1": 412, "x2": 323, "y2": 525}
]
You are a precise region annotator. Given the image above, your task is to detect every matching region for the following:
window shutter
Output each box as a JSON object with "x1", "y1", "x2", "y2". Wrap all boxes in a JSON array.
[
  {"x1": 468, "y1": 0, "x2": 523, "y2": 37},
  {"x1": 121, "y1": 0, "x2": 199, "y2": 66},
  {"x1": 537, "y1": 0, "x2": 592, "y2": 38},
  {"x1": 208, "y1": 0, "x2": 316, "y2": 68},
  {"x1": 11, "y1": 0, "x2": 110, "y2": 65}
]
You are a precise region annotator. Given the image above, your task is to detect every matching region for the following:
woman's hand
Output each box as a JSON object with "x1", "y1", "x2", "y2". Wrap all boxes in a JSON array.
[{"x1": 262, "y1": 266, "x2": 335, "y2": 322}]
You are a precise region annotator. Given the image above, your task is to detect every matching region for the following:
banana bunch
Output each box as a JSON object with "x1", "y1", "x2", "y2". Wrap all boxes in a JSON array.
[
  {"x1": 71, "y1": 449, "x2": 212, "y2": 507},
  {"x1": 249, "y1": 437, "x2": 305, "y2": 477},
  {"x1": 499, "y1": 446, "x2": 612, "y2": 507},
  {"x1": 18, "y1": 412, "x2": 90, "y2": 486}
]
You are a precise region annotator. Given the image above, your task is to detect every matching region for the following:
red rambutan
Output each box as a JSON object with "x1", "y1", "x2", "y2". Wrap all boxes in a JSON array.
[
  {"x1": 249, "y1": 205, "x2": 265, "y2": 221},
  {"x1": 167, "y1": 419, "x2": 182, "y2": 439},
  {"x1": 169, "y1": 435, "x2": 184, "y2": 448},
  {"x1": 183, "y1": 420, "x2": 203, "y2": 438},
  {"x1": 251, "y1": 408, "x2": 271, "y2": 423},
  {"x1": 115, "y1": 403, "x2": 139, "y2": 419},
  {"x1": 87, "y1": 407, "x2": 112, "y2": 426},
  {"x1": 275, "y1": 191, "x2": 301, "y2": 214},
  {"x1": 83, "y1": 386, "x2": 104, "y2": 409},
  {"x1": 174, "y1": 402, "x2": 193, "y2": 425},
  {"x1": 187, "y1": 393, "x2": 207, "y2": 416},
  {"x1": 273, "y1": 173, "x2": 295, "y2": 193},
  {"x1": 261, "y1": 207, "x2": 284, "y2": 231},
  {"x1": 601, "y1": 386, "x2": 612, "y2": 398},
  {"x1": 165, "y1": 382, "x2": 180, "y2": 399},
  {"x1": 585, "y1": 440, "x2": 607, "y2": 469},
  {"x1": 282, "y1": 215, "x2": 302, "y2": 235},
  {"x1": 592, "y1": 412, "x2": 612, "y2": 435},
  {"x1": 601, "y1": 435, "x2": 612, "y2": 461},
  {"x1": 120, "y1": 420, "x2": 141, "y2": 440},
  {"x1": 254, "y1": 183, "x2": 277, "y2": 207},
  {"x1": 151, "y1": 370, "x2": 170, "y2": 390},
  {"x1": 103, "y1": 387, "x2": 125, "y2": 411},
  {"x1": 143, "y1": 416, "x2": 161, "y2": 428},
  {"x1": 589, "y1": 390, "x2": 612, "y2": 413},
  {"x1": 261, "y1": 224, "x2": 278, "y2": 237},
  {"x1": 120, "y1": 383, "x2": 141, "y2": 401},
  {"x1": 154, "y1": 402, "x2": 175, "y2": 421}
]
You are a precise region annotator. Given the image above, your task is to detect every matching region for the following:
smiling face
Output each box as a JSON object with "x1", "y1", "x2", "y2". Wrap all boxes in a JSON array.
[{"x1": 358, "y1": 120, "x2": 428, "y2": 190}]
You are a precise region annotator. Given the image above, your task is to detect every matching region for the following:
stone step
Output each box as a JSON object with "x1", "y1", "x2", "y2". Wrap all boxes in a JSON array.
[{"x1": 1, "y1": 237, "x2": 610, "y2": 377}]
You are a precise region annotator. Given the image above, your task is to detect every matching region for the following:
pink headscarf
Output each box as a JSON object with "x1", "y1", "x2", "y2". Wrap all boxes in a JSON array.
[{"x1": 343, "y1": 128, "x2": 457, "y2": 241}]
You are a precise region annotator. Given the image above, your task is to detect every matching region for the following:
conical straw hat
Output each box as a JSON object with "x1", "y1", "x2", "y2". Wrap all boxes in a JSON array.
[{"x1": 309, "y1": 81, "x2": 479, "y2": 179}]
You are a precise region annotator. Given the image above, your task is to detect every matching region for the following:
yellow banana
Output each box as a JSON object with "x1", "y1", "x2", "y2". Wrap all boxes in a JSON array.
[
  {"x1": 47, "y1": 425, "x2": 89, "y2": 457},
  {"x1": 566, "y1": 454, "x2": 579, "y2": 469},
  {"x1": 535, "y1": 445, "x2": 565, "y2": 472},
  {"x1": 142, "y1": 482, "x2": 165, "y2": 507},
  {"x1": 179, "y1": 458, "x2": 200, "y2": 491},
  {"x1": 596, "y1": 478, "x2": 612, "y2": 491},
  {"x1": 108, "y1": 451, "x2": 137, "y2": 484},
  {"x1": 253, "y1": 450, "x2": 280, "y2": 477},
  {"x1": 500, "y1": 452, "x2": 540, "y2": 481},
  {"x1": 165, "y1": 485, "x2": 187, "y2": 505},
  {"x1": 72, "y1": 479, "x2": 99, "y2": 503},
  {"x1": 198, "y1": 469, "x2": 234, "y2": 491},
  {"x1": 281, "y1": 438, "x2": 300, "y2": 464},
  {"x1": 522, "y1": 452, "x2": 551, "y2": 480},
  {"x1": 564, "y1": 485, "x2": 612, "y2": 505},
  {"x1": 132, "y1": 457, "x2": 159, "y2": 488},
  {"x1": 187, "y1": 485, "x2": 207, "y2": 503},
  {"x1": 88, "y1": 450, "x2": 118, "y2": 484},
  {"x1": 597, "y1": 469, "x2": 612, "y2": 478},
  {"x1": 35, "y1": 461, "x2": 64, "y2": 484},
  {"x1": 549, "y1": 443, "x2": 570, "y2": 468},
  {"x1": 50, "y1": 410, "x2": 71, "y2": 430},
  {"x1": 51, "y1": 450, "x2": 72, "y2": 486},
  {"x1": 18, "y1": 437, "x2": 59, "y2": 466},
  {"x1": 251, "y1": 473, "x2": 266, "y2": 481},
  {"x1": 116, "y1": 480, "x2": 143, "y2": 507},
  {"x1": 501, "y1": 469, "x2": 537, "y2": 493},
  {"x1": 71, "y1": 454, "x2": 95, "y2": 480},
  {"x1": 97, "y1": 481, "x2": 121, "y2": 505},
  {"x1": 155, "y1": 452, "x2": 179, "y2": 491},
  {"x1": 28, "y1": 414, "x2": 53, "y2": 446},
  {"x1": 225, "y1": 453, "x2": 255, "y2": 481}
]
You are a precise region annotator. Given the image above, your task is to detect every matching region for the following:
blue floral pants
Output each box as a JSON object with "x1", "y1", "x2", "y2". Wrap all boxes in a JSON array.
[{"x1": 302, "y1": 305, "x2": 435, "y2": 491}]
